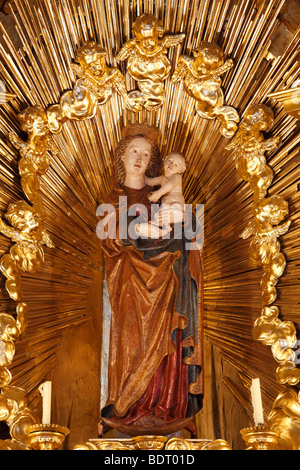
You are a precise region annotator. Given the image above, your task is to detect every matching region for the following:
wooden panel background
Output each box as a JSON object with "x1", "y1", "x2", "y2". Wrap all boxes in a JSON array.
[{"x1": 0, "y1": 0, "x2": 299, "y2": 448}]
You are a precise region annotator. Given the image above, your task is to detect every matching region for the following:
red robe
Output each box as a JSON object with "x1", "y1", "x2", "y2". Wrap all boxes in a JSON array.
[{"x1": 100, "y1": 185, "x2": 203, "y2": 434}]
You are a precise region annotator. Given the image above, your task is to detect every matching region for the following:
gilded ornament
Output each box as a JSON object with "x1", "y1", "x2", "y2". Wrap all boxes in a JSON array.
[
  {"x1": 225, "y1": 102, "x2": 297, "y2": 385},
  {"x1": 0, "y1": 366, "x2": 12, "y2": 387},
  {"x1": 0, "y1": 302, "x2": 28, "y2": 385},
  {"x1": 0, "y1": 385, "x2": 38, "y2": 448},
  {"x1": 253, "y1": 305, "x2": 300, "y2": 384},
  {"x1": 131, "y1": 435, "x2": 168, "y2": 450},
  {"x1": 57, "y1": 80, "x2": 98, "y2": 123},
  {"x1": 267, "y1": 388, "x2": 300, "y2": 449},
  {"x1": 253, "y1": 306, "x2": 296, "y2": 356},
  {"x1": 27, "y1": 423, "x2": 69, "y2": 450},
  {"x1": 225, "y1": 104, "x2": 279, "y2": 199},
  {"x1": 74, "y1": 439, "x2": 135, "y2": 450},
  {"x1": 201, "y1": 439, "x2": 232, "y2": 450},
  {"x1": 0, "y1": 201, "x2": 54, "y2": 301},
  {"x1": 9, "y1": 106, "x2": 58, "y2": 215},
  {"x1": 0, "y1": 439, "x2": 28, "y2": 450},
  {"x1": 240, "y1": 424, "x2": 281, "y2": 450},
  {"x1": 164, "y1": 437, "x2": 192, "y2": 450},
  {"x1": 276, "y1": 361, "x2": 300, "y2": 386},
  {"x1": 73, "y1": 42, "x2": 127, "y2": 104},
  {"x1": 74, "y1": 436, "x2": 231, "y2": 450},
  {"x1": 240, "y1": 195, "x2": 291, "y2": 305},
  {"x1": 171, "y1": 42, "x2": 239, "y2": 137},
  {"x1": 73, "y1": 442, "x2": 99, "y2": 450},
  {"x1": 47, "y1": 42, "x2": 127, "y2": 133},
  {"x1": 0, "y1": 0, "x2": 297, "y2": 452},
  {"x1": 117, "y1": 14, "x2": 184, "y2": 111}
]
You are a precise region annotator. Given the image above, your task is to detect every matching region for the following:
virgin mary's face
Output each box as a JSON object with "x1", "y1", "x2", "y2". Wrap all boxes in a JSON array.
[{"x1": 121, "y1": 137, "x2": 152, "y2": 177}]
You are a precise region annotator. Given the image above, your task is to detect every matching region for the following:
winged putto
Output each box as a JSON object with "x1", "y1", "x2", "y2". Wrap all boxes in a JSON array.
[
  {"x1": 171, "y1": 42, "x2": 239, "y2": 137},
  {"x1": 117, "y1": 14, "x2": 185, "y2": 111}
]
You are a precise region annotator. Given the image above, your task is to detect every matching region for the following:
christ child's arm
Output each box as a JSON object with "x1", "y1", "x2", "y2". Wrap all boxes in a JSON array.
[
  {"x1": 148, "y1": 174, "x2": 181, "y2": 202},
  {"x1": 145, "y1": 175, "x2": 166, "y2": 187}
]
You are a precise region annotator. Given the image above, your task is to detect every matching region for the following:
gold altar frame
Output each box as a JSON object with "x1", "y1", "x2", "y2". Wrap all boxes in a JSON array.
[{"x1": 0, "y1": 0, "x2": 299, "y2": 450}]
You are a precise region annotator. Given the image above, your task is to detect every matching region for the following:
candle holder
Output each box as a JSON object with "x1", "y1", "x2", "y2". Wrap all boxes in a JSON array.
[
  {"x1": 240, "y1": 424, "x2": 281, "y2": 450},
  {"x1": 27, "y1": 424, "x2": 70, "y2": 450}
]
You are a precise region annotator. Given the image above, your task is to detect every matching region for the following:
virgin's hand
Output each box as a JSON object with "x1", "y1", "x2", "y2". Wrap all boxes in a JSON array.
[
  {"x1": 136, "y1": 222, "x2": 171, "y2": 239},
  {"x1": 153, "y1": 205, "x2": 184, "y2": 227}
]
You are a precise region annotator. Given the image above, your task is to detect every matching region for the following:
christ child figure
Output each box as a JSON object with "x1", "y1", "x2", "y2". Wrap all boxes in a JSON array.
[{"x1": 146, "y1": 152, "x2": 187, "y2": 211}]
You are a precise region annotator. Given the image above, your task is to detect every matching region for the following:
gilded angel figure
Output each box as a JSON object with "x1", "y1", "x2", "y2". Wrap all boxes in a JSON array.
[
  {"x1": 0, "y1": 201, "x2": 54, "y2": 301},
  {"x1": 240, "y1": 195, "x2": 291, "y2": 305},
  {"x1": 226, "y1": 104, "x2": 280, "y2": 200},
  {"x1": 117, "y1": 14, "x2": 185, "y2": 111},
  {"x1": 171, "y1": 41, "x2": 239, "y2": 137},
  {"x1": 73, "y1": 41, "x2": 127, "y2": 103},
  {"x1": 47, "y1": 42, "x2": 127, "y2": 132},
  {"x1": 9, "y1": 106, "x2": 58, "y2": 215}
]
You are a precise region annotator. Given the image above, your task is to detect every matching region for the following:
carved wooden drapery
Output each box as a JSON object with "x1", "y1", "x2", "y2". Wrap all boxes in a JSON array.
[{"x1": 0, "y1": 0, "x2": 299, "y2": 448}]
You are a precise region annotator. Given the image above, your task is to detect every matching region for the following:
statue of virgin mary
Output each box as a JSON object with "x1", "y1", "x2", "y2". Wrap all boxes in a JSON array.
[{"x1": 98, "y1": 123, "x2": 204, "y2": 436}]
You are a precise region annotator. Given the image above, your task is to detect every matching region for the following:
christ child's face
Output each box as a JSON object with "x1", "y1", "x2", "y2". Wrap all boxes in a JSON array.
[{"x1": 163, "y1": 153, "x2": 186, "y2": 178}]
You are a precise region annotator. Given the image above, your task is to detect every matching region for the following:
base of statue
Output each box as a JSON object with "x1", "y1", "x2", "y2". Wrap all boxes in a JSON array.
[
  {"x1": 99, "y1": 415, "x2": 195, "y2": 437},
  {"x1": 73, "y1": 416, "x2": 231, "y2": 450}
]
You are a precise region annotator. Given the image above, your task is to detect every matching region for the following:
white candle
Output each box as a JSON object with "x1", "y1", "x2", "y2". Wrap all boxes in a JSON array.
[
  {"x1": 250, "y1": 378, "x2": 264, "y2": 425},
  {"x1": 38, "y1": 381, "x2": 52, "y2": 424}
]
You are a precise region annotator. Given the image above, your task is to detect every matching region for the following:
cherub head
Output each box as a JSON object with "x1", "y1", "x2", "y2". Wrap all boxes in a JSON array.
[
  {"x1": 192, "y1": 41, "x2": 224, "y2": 74},
  {"x1": 163, "y1": 152, "x2": 187, "y2": 178},
  {"x1": 75, "y1": 41, "x2": 108, "y2": 76},
  {"x1": 5, "y1": 201, "x2": 41, "y2": 235},
  {"x1": 132, "y1": 14, "x2": 164, "y2": 54},
  {"x1": 240, "y1": 104, "x2": 274, "y2": 133},
  {"x1": 17, "y1": 106, "x2": 48, "y2": 137},
  {"x1": 254, "y1": 195, "x2": 289, "y2": 227}
]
